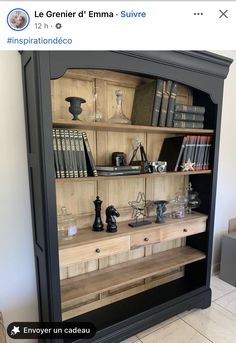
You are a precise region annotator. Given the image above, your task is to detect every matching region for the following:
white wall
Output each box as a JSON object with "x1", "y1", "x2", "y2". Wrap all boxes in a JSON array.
[
  {"x1": 0, "y1": 51, "x2": 38, "y2": 342},
  {"x1": 0, "y1": 50, "x2": 235, "y2": 341},
  {"x1": 212, "y1": 50, "x2": 236, "y2": 271}
]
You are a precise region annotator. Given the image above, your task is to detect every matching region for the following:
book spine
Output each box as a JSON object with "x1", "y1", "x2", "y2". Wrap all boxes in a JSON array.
[
  {"x1": 174, "y1": 136, "x2": 187, "y2": 172},
  {"x1": 158, "y1": 80, "x2": 172, "y2": 127},
  {"x1": 190, "y1": 135, "x2": 197, "y2": 167},
  {"x1": 82, "y1": 131, "x2": 98, "y2": 177},
  {"x1": 78, "y1": 131, "x2": 87, "y2": 177},
  {"x1": 151, "y1": 79, "x2": 164, "y2": 126},
  {"x1": 199, "y1": 136, "x2": 207, "y2": 170},
  {"x1": 173, "y1": 121, "x2": 204, "y2": 129},
  {"x1": 64, "y1": 129, "x2": 74, "y2": 178},
  {"x1": 181, "y1": 135, "x2": 190, "y2": 167},
  {"x1": 131, "y1": 80, "x2": 156, "y2": 126},
  {"x1": 193, "y1": 135, "x2": 200, "y2": 169},
  {"x1": 174, "y1": 113, "x2": 204, "y2": 122},
  {"x1": 74, "y1": 130, "x2": 83, "y2": 177},
  {"x1": 96, "y1": 165, "x2": 141, "y2": 171},
  {"x1": 55, "y1": 129, "x2": 65, "y2": 178},
  {"x1": 166, "y1": 82, "x2": 178, "y2": 127},
  {"x1": 97, "y1": 170, "x2": 140, "y2": 176},
  {"x1": 60, "y1": 129, "x2": 69, "y2": 178},
  {"x1": 53, "y1": 129, "x2": 60, "y2": 178},
  {"x1": 184, "y1": 136, "x2": 195, "y2": 166},
  {"x1": 175, "y1": 104, "x2": 205, "y2": 115},
  {"x1": 69, "y1": 130, "x2": 78, "y2": 178},
  {"x1": 204, "y1": 136, "x2": 212, "y2": 170}
]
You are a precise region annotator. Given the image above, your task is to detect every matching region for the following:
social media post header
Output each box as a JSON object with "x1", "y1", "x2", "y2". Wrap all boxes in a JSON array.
[{"x1": 0, "y1": 1, "x2": 235, "y2": 50}]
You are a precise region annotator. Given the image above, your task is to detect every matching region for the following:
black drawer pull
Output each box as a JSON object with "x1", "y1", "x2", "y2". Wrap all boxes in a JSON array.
[
  {"x1": 144, "y1": 237, "x2": 149, "y2": 242},
  {"x1": 183, "y1": 228, "x2": 188, "y2": 232},
  {"x1": 95, "y1": 248, "x2": 101, "y2": 253}
]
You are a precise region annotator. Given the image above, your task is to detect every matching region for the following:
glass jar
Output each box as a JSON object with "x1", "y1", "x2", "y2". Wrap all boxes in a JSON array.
[
  {"x1": 169, "y1": 194, "x2": 188, "y2": 219},
  {"x1": 57, "y1": 206, "x2": 77, "y2": 241}
]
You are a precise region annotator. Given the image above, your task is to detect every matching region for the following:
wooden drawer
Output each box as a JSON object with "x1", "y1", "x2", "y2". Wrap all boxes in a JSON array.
[
  {"x1": 131, "y1": 229, "x2": 160, "y2": 248},
  {"x1": 59, "y1": 236, "x2": 130, "y2": 267},
  {"x1": 160, "y1": 219, "x2": 206, "y2": 241}
]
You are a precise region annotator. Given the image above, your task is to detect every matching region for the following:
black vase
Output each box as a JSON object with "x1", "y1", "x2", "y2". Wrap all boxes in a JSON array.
[
  {"x1": 65, "y1": 96, "x2": 86, "y2": 120},
  {"x1": 154, "y1": 200, "x2": 168, "y2": 224}
]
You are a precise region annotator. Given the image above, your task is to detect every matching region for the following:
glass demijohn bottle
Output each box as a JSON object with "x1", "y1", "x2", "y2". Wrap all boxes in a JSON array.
[{"x1": 109, "y1": 90, "x2": 131, "y2": 124}]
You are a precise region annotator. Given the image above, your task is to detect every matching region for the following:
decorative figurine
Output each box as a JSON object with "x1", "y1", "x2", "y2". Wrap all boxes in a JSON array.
[
  {"x1": 106, "y1": 205, "x2": 120, "y2": 233},
  {"x1": 186, "y1": 182, "x2": 201, "y2": 213},
  {"x1": 65, "y1": 96, "x2": 86, "y2": 120},
  {"x1": 108, "y1": 90, "x2": 131, "y2": 124},
  {"x1": 154, "y1": 200, "x2": 168, "y2": 223},
  {"x1": 181, "y1": 158, "x2": 195, "y2": 172},
  {"x1": 129, "y1": 139, "x2": 151, "y2": 173},
  {"x1": 128, "y1": 192, "x2": 152, "y2": 227},
  {"x1": 93, "y1": 196, "x2": 104, "y2": 231}
]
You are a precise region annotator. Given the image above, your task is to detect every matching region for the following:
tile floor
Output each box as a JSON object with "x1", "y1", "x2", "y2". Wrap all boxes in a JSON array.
[{"x1": 121, "y1": 275, "x2": 236, "y2": 343}]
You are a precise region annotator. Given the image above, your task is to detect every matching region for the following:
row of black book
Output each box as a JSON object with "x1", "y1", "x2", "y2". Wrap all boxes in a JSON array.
[
  {"x1": 53, "y1": 128, "x2": 97, "y2": 178},
  {"x1": 159, "y1": 135, "x2": 212, "y2": 172},
  {"x1": 172, "y1": 104, "x2": 205, "y2": 129},
  {"x1": 131, "y1": 79, "x2": 206, "y2": 128}
]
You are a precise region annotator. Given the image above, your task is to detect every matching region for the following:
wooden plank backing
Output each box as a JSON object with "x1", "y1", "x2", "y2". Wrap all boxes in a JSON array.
[{"x1": 61, "y1": 246, "x2": 206, "y2": 303}]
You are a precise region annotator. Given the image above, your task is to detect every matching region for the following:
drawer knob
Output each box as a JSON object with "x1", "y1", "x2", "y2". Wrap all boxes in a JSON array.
[
  {"x1": 183, "y1": 228, "x2": 188, "y2": 232},
  {"x1": 144, "y1": 237, "x2": 149, "y2": 242},
  {"x1": 95, "y1": 248, "x2": 101, "y2": 253}
]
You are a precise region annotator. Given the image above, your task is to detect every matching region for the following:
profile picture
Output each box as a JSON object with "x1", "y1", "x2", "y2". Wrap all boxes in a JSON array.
[{"x1": 7, "y1": 8, "x2": 30, "y2": 31}]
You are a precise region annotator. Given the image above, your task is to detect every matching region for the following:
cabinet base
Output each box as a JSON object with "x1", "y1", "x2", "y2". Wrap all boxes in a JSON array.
[{"x1": 77, "y1": 287, "x2": 211, "y2": 343}]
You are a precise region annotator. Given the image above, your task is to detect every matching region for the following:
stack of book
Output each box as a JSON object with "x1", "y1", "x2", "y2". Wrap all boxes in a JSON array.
[
  {"x1": 158, "y1": 135, "x2": 212, "y2": 172},
  {"x1": 131, "y1": 80, "x2": 206, "y2": 129},
  {"x1": 173, "y1": 104, "x2": 205, "y2": 129},
  {"x1": 96, "y1": 165, "x2": 141, "y2": 176},
  {"x1": 53, "y1": 128, "x2": 97, "y2": 178},
  {"x1": 131, "y1": 79, "x2": 178, "y2": 128}
]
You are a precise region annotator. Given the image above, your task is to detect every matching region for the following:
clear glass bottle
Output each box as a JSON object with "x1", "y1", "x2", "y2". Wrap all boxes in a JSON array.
[
  {"x1": 109, "y1": 90, "x2": 131, "y2": 124},
  {"x1": 186, "y1": 182, "x2": 201, "y2": 214},
  {"x1": 57, "y1": 206, "x2": 77, "y2": 241}
]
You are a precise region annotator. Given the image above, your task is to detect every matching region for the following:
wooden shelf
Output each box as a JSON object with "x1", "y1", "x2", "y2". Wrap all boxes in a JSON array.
[
  {"x1": 55, "y1": 170, "x2": 212, "y2": 183},
  {"x1": 53, "y1": 119, "x2": 214, "y2": 134},
  {"x1": 61, "y1": 246, "x2": 206, "y2": 304},
  {"x1": 59, "y1": 212, "x2": 207, "y2": 249}
]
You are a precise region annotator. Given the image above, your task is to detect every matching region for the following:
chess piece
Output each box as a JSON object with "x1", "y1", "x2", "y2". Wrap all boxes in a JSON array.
[
  {"x1": 106, "y1": 205, "x2": 120, "y2": 233},
  {"x1": 93, "y1": 196, "x2": 104, "y2": 231}
]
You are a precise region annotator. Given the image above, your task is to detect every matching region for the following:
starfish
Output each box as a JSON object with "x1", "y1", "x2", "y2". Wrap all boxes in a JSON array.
[{"x1": 181, "y1": 158, "x2": 195, "y2": 172}]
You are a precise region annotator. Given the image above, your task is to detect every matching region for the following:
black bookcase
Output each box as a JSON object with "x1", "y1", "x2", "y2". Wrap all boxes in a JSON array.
[{"x1": 21, "y1": 51, "x2": 232, "y2": 343}]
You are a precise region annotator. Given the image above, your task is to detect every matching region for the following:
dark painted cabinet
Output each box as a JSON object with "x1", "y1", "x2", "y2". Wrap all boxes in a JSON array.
[{"x1": 21, "y1": 51, "x2": 232, "y2": 342}]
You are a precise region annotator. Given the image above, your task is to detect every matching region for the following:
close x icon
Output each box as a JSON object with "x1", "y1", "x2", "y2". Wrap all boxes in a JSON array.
[{"x1": 219, "y1": 9, "x2": 228, "y2": 18}]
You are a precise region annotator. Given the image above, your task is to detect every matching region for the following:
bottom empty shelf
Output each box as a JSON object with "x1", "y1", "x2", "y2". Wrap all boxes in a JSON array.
[{"x1": 61, "y1": 246, "x2": 206, "y2": 308}]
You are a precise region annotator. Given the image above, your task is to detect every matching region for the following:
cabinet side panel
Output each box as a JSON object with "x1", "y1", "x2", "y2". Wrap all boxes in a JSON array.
[{"x1": 22, "y1": 52, "x2": 61, "y2": 321}]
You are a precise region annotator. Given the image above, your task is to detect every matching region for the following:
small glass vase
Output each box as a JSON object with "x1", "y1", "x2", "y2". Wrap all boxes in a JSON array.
[
  {"x1": 186, "y1": 183, "x2": 201, "y2": 213},
  {"x1": 57, "y1": 206, "x2": 77, "y2": 241},
  {"x1": 109, "y1": 90, "x2": 131, "y2": 124}
]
